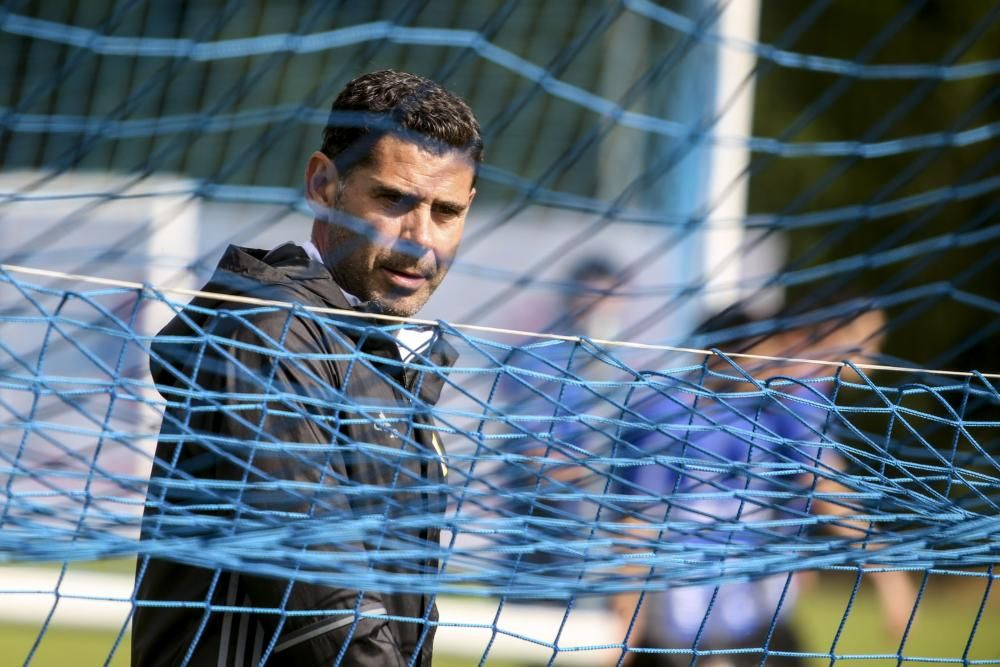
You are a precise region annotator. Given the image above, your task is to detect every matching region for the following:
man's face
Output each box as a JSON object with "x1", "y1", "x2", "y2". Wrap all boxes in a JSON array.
[{"x1": 307, "y1": 135, "x2": 476, "y2": 317}]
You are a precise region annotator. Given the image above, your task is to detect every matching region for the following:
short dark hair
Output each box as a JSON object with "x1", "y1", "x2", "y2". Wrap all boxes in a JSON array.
[
  {"x1": 693, "y1": 307, "x2": 757, "y2": 348},
  {"x1": 320, "y1": 70, "x2": 483, "y2": 178},
  {"x1": 568, "y1": 256, "x2": 618, "y2": 285}
]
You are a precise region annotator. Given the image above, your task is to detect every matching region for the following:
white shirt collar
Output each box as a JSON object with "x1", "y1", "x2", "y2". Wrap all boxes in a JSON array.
[
  {"x1": 295, "y1": 241, "x2": 435, "y2": 361},
  {"x1": 299, "y1": 239, "x2": 324, "y2": 264},
  {"x1": 395, "y1": 327, "x2": 436, "y2": 363}
]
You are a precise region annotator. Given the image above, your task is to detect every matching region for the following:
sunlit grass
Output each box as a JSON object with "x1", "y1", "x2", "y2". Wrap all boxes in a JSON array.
[
  {"x1": 0, "y1": 623, "x2": 517, "y2": 667},
  {"x1": 0, "y1": 557, "x2": 136, "y2": 576},
  {"x1": 0, "y1": 623, "x2": 130, "y2": 667},
  {"x1": 2, "y1": 568, "x2": 997, "y2": 665},
  {"x1": 794, "y1": 572, "x2": 1000, "y2": 666}
]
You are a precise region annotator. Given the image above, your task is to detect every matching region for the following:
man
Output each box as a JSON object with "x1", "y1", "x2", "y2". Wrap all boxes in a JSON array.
[
  {"x1": 132, "y1": 70, "x2": 481, "y2": 666},
  {"x1": 608, "y1": 307, "x2": 914, "y2": 667}
]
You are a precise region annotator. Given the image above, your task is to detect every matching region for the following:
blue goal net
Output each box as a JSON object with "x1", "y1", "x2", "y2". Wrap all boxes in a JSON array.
[{"x1": 1, "y1": 1, "x2": 999, "y2": 666}]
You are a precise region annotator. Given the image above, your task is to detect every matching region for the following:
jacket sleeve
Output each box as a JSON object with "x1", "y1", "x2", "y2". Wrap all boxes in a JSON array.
[{"x1": 170, "y1": 307, "x2": 407, "y2": 666}]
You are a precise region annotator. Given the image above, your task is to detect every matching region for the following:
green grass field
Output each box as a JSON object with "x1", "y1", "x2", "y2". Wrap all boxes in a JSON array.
[
  {"x1": 792, "y1": 572, "x2": 1000, "y2": 666},
  {"x1": 2, "y1": 563, "x2": 997, "y2": 665},
  {"x1": 0, "y1": 624, "x2": 513, "y2": 667}
]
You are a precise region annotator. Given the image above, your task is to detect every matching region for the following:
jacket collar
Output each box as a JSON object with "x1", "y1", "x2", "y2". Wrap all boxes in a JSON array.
[{"x1": 217, "y1": 243, "x2": 460, "y2": 406}]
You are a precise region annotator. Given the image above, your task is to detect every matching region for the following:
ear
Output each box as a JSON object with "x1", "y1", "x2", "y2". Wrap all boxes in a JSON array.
[
  {"x1": 467, "y1": 186, "x2": 477, "y2": 207},
  {"x1": 304, "y1": 151, "x2": 339, "y2": 218}
]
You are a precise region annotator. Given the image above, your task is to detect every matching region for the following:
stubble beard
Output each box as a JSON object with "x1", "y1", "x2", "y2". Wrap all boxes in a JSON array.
[{"x1": 368, "y1": 260, "x2": 443, "y2": 317}]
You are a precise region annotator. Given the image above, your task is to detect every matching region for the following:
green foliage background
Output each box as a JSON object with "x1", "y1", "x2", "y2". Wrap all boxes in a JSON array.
[{"x1": 751, "y1": 1, "x2": 1000, "y2": 374}]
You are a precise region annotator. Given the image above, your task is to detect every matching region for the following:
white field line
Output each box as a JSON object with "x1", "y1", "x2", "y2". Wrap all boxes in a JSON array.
[
  {"x1": 0, "y1": 567, "x2": 616, "y2": 664},
  {"x1": 0, "y1": 566, "x2": 133, "y2": 631}
]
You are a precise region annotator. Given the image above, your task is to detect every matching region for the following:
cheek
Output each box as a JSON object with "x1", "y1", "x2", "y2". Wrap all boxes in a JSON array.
[
  {"x1": 327, "y1": 221, "x2": 382, "y2": 269},
  {"x1": 362, "y1": 215, "x2": 399, "y2": 248},
  {"x1": 437, "y1": 223, "x2": 465, "y2": 259},
  {"x1": 336, "y1": 211, "x2": 388, "y2": 252}
]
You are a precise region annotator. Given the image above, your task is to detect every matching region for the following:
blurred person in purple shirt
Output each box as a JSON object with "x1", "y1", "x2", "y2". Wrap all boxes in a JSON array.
[{"x1": 607, "y1": 305, "x2": 914, "y2": 667}]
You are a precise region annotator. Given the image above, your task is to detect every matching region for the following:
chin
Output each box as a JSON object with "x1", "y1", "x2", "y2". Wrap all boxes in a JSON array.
[
  {"x1": 376, "y1": 289, "x2": 432, "y2": 318},
  {"x1": 388, "y1": 304, "x2": 424, "y2": 318},
  {"x1": 373, "y1": 298, "x2": 424, "y2": 318}
]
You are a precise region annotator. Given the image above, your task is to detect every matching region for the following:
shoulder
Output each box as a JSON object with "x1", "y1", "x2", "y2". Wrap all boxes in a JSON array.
[{"x1": 208, "y1": 305, "x2": 355, "y2": 362}]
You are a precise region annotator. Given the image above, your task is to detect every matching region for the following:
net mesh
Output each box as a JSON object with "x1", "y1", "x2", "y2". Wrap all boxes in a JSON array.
[{"x1": 1, "y1": 1, "x2": 999, "y2": 665}]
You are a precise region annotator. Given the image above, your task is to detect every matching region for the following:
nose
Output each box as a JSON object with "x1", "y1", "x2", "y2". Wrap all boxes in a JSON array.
[{"x1": 398, "y1": 206, "x2": 433, "y2": 257}]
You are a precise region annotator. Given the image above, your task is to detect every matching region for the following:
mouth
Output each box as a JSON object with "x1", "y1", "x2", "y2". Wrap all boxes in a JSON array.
[{"x1": 381, "y1": 266, "x2": 428, "y2": 290}]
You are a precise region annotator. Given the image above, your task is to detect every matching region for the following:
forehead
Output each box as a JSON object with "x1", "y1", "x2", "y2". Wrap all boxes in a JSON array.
[{"x1": 359, "y1": 135, "x2": 476, "y2": 196}]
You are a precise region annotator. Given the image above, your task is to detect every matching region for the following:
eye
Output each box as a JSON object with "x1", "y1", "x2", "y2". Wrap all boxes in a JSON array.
[
  {"x1": 376, "y1": 190, "x2": 417, "y2": 213},
  {"x1": 433, "y1": 205, "x2": 463, "y2": 220}
]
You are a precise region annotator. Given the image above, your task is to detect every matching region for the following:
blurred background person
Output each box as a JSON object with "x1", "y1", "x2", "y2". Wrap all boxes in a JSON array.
[
  {"x1": 607, "y1": 303, "x2": 914, "y2": 667},
  {"x1": 488, "y1": 256, "x2": 627, "y2": 593}
]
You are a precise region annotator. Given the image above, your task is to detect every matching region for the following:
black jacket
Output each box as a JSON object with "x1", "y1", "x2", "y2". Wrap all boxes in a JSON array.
[{"x1": 132, "y1": 244, "x2": 457, "y2": 666}]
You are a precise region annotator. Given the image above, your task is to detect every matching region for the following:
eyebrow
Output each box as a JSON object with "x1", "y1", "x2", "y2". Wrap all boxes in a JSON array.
[
  {"x1": 371, "y1": 183, "x2": 416, "y2": 202},
  {"x1": 433, "y1": 199, "x2": 467, "y2": 216}
]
